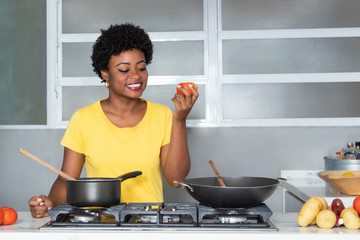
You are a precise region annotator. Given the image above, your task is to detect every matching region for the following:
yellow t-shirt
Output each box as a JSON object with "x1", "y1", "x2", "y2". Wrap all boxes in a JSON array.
[{"x1": 60, "y1": 99, "x2": 173, "y2": 203}]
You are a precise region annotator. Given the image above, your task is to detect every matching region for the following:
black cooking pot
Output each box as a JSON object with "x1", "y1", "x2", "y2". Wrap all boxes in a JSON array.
[
  {"x1": 67, "y1": 171, "x2": 142, "y2": 207},
  {"x1": 177, "y1": 176, "x2": 285, "y2": 208}
]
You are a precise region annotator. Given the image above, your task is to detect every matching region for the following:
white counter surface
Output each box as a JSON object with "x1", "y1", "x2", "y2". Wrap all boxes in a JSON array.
[{"x1": 0, "y1": 212, "x2": 360, "y2": 240}]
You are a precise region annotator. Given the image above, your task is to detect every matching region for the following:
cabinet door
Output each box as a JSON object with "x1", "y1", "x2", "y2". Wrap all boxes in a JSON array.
[{"x1": 0, "y1": 0, "x2": 46, "y2": 125}]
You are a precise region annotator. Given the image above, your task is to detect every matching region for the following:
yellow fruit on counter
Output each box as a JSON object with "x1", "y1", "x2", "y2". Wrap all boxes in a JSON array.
[
  {"x1": 343, "y1": 172, "x2": 355, "y2": 176},
  {"x1": 341, "y1": 208, "x2": 360, "y2": 230},
  {"x1": 298, "y1": 198, "x2": 323, "y2": 227},
  {"x1": 348, "y1": 206, "x2": 357, "y2": 213},
  {"x1": 309, "y1": 218, "x2": 316, "y2": 226},
  {"x1": 316, "y1": 210, "x2": 337, "y2": 229},
  {"x1": 315, "y1": 197, "x2": 328, "y2": 210},
  {"x1": 341, "y1": 207, "x2": 358, "y2": 218}
]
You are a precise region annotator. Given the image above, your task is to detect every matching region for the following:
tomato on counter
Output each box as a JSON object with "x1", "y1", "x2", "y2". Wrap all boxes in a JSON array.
[
  {"x1": 177, "y1": 82, "x2": 198, "y2": 96},
  {"x1": 0, "y1": 207, "x2": 18, "y2": 225},
  {"x1": 354, "y1": 197, "x2": 360, "y2": 215}
]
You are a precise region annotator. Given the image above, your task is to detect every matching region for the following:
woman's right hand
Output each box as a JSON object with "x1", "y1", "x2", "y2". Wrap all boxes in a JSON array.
[{"x1": 28, "y1": 194, "x2": 54, "y2": 218}]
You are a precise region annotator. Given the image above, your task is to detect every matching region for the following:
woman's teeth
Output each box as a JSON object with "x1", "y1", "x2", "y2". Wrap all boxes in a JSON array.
[
  {"x1": 127, "y1": 83, "x2": 142, "y2": 90},
  {"x1": 127, "y1": 83, "x2": 141, "y2": 88}
]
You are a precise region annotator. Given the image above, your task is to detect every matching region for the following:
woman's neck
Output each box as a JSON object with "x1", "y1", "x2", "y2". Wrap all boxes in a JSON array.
[{"x1": 100, "y1": 98, "x2": 147, "y2": 128}]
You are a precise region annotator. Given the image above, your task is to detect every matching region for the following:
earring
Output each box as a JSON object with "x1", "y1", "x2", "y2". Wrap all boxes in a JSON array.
[{"x1": 105, "y1": 82, "x2": 109, "y2": 88}]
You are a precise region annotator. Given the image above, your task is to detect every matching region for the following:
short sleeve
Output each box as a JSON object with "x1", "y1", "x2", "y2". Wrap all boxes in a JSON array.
[
  {"x1": 60, "y1": 110, "x2": 85, "y2": 154},
  {"x1": 162, "y1": 107, "x2": 173, "y2": 146}
]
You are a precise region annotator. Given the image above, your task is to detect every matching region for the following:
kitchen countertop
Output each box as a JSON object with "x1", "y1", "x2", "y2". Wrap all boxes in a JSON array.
[{"x1": 1, "y1": 212, "x2": 360, "y2": 240}]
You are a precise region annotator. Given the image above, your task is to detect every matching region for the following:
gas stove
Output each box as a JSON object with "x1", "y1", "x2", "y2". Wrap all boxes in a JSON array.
[{"x1": 41, "y1": 202, "x2": 277, "y2": 231}]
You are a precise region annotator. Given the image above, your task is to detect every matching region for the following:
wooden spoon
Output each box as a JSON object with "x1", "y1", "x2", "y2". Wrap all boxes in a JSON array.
[
  {"x1": 18, "y1": 148, "x2": 76, "y2": 181},
  {"x1": 209, "y1": 160, "x2": 226, "y2": 187}
]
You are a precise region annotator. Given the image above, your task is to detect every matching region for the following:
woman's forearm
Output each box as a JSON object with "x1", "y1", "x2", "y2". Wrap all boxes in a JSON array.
[
  {"x1": 162, "y1": 119, "x2": 191, "y2": 187},
  {"x1": 48, "y1": 177, "x2": 68, "y2": 207}
]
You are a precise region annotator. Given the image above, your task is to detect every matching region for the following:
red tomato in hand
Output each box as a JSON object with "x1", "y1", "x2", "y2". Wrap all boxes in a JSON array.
[
  {"x1": 177, "y1": 82, "x2": 198, "y2": 96},
  {"x1": 354, "y1": 196, "x2": 360, "y2": 215},
  {"x1": 0, "y1": 207, "x2": 18, "y2": 225}
]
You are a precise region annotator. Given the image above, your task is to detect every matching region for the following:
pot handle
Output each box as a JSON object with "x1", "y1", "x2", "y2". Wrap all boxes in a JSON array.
[
  {"x1": 118, "y1": 171, "x2": 142, "y2": 182},
  {"x1": 173, "y1": 180, "x2": 194, "y2": 192}
]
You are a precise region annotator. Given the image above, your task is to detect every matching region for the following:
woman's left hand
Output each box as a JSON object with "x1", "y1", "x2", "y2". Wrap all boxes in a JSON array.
[
  {"x1": 162, "y1": 83, "x2": 198, "y2": 187},
  {"x1": 172, "y1": 84, "x2": 199, "y2": 122}
]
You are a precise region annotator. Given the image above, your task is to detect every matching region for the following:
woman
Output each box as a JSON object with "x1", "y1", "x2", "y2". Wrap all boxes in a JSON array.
[{"x1": 28, "y1": 23, "x2": 198, "y2": 218}]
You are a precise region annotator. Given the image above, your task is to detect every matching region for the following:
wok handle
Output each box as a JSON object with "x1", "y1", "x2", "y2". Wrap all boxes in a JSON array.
[
  {"x1": 276, "y1": 177, "x2": 287, "y2": 185},
  {"x1": 173, "y1": 181, "x2": 194, "y2": 192},
  {"x1": 118, "y1": 171, "x2": 142, "y2": 181}
]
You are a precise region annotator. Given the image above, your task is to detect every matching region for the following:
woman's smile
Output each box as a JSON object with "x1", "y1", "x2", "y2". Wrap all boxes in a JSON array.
[{"x1": 127, "y1": 82, "x2": 142, "y2": 90}]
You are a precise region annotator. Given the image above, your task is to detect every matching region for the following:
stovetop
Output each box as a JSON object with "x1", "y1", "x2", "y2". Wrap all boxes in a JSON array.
[{"x1": 41, "y1": 202, "x2": 278, "y2": 231}]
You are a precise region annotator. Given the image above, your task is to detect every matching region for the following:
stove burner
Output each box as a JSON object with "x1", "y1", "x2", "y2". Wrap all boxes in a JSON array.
[
  {"x1": 119, "y1": 202, "x2": 197, "y2": 227},
  {"x1": 47, "y1": 203, "x2": 125, "y2": 227},
  {"x1": 68, "y1": 208, "x2": 104, "y2": 223},
  {"x1": 140, "y1": 215, "x2": 157, "y2": 223},
  {"x1": 198, "y1": 203, "x2": 273, "y2": 228},
  {"x1": 218, "y1": 215, "x2": 247, "y2": 224},
  {"x1": 71, "y1": 213, "x2": 99, "y2": 223}
]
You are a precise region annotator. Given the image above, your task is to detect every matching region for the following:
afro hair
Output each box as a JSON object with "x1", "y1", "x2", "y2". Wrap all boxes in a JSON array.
[{"x1": 91, "y1": 23, "x2": 153, "y2": 82}]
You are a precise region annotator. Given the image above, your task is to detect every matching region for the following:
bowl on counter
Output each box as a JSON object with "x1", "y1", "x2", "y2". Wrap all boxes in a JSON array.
[{"x1": 318, "y1": 170, "x2": 360, "y2": 195}]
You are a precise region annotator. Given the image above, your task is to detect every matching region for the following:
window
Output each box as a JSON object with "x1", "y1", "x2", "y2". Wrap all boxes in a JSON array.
[
  {"x1": 0, "y1": 0, "x2": 46, "y2": 127},
  {"x1": 54, "y1": 0, "x2": 207, "y2": 128},
  {"x1": 4, "y1": 0, "x2": 360, "y2": 128},
  {"x1": 220, "y1": 0, "x2": 360, "y2": 126}
]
